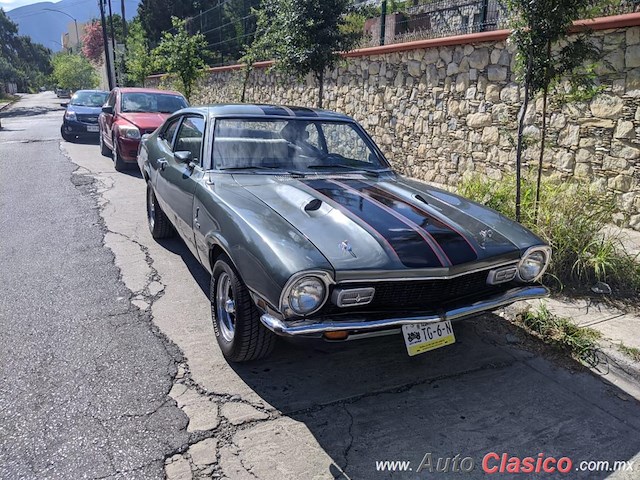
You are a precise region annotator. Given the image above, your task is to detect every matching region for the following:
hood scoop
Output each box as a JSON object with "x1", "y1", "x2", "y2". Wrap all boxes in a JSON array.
[{"x1": 304, "y1": 198, "x2": 322, "y2": 212}]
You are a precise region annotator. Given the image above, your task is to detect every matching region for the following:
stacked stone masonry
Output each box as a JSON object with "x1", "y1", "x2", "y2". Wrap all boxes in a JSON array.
[{"x1": 149, "y1": 26, "x2": 640, "y2": 230}]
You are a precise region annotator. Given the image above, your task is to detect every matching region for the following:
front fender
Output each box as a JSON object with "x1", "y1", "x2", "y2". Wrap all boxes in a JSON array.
[{"x1": 195, "y1": 178, "x2": 333, "y2": 309}]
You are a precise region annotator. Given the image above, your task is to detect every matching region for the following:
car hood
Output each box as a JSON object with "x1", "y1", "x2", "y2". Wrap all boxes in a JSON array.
[
  {"x1": 67, "y1": 105, "x2": 102, "y2": 115},
  {"x1": 236, "y1": 173, "x2": 544, "y2": 273},
  {"x1": 119, "y1": 112, "x2": 170, "y2": 131}
]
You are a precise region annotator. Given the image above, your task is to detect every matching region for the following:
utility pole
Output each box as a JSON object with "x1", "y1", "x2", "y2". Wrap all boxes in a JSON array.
[
  {"x1": 107, "y1": 0, "x2": 118, "y2": 86},
  {"x1": 120, "y1": 0, "x2": 127, "y2": 41},
  {"x1": 380, "y1": 0, "x2": 387, "y2": 46},
  {"x1": 99, "y1": 0, "x2": 114, "y2": 90}
]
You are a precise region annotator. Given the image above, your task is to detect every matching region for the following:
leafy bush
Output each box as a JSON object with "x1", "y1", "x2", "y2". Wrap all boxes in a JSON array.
[{"x1": 459, "y1": 173, "x2": 640, "y2": 297}]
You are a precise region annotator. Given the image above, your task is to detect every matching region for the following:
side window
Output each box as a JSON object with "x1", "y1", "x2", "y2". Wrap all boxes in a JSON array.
[
  {"x1": 174, "y1": 116, "x2": 205, "y2": 165},
  {"x1": 321, "y1": 123, "x2": 371, "y2": 163},
  {"x1": 160, "y1": 117, "x2": 181, "y2": 147}
]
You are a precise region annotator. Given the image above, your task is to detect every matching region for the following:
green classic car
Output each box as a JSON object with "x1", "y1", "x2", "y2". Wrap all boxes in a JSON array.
[{"x1": 138, "y1": 104, "x2": 550, "y2": 362}]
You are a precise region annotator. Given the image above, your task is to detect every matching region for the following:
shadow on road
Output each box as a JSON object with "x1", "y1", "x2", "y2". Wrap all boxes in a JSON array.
[
  {"x1": 0, "y1": 105, "x2": 63, "y2": 119},
  {"x1": 157, "y1": 236, "x2": 210, "y2": 296}
]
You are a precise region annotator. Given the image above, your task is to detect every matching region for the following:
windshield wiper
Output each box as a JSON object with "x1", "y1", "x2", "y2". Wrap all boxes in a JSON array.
[
  {"x1": 307, "y1": 164, "x2": 381, "y2": 176},
  {"x1": 219, "y1": 165, "x2": 306, "y2": 177}
]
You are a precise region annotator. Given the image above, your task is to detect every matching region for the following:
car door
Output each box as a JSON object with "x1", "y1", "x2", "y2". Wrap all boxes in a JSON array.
[
  {"x1": 154, "y1": 114, "x2": 206, "y2": 256},
  {"x1": 100, "y1": 90, "x2": 118, "y2": 149}
]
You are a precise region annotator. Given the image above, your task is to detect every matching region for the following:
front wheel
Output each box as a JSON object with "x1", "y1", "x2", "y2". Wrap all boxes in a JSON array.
[
  {"x1": 146, "y1": 182, "x2": 174, "y2": 239},
  {"x1": 211, "y1": 255, "x2": 276, "y2": 362}
]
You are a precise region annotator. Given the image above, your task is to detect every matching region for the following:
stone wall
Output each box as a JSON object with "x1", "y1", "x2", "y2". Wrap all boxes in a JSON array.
[{"x1": 148, "y1": 21, "x2": 640, "y2": 230}]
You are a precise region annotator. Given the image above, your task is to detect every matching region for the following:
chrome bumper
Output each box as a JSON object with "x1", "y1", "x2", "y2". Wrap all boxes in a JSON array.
[{"x1": 260, "y1": 286, "x2": 549, "y2": 337}]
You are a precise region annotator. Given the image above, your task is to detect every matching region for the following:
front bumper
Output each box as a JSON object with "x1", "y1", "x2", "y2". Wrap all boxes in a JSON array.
[
  {"x1": 62, "y1": 120, "x2": 100, "y2": 136},
  {"x1": 260, "y1": 285, "x2": 549, "y2": 337}
]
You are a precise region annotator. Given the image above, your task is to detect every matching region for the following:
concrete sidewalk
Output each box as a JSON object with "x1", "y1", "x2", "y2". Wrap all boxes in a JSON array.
[{"x1": 517, "y1": 226, "x2": 640, "y2": 398}]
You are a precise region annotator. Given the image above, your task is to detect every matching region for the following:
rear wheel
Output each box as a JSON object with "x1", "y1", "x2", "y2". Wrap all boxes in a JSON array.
[
  {"x1": 211, "y1": 255, "x2": 276, "y2": 362},
  {"x1": 99, "y1": 130, "x2": 111, "y2": 157},
  {"x1": 113, "y1": 135, "x2": 127, "y2": 172},
  {"x1": 146, "y1": 182, "x2": 174, "y2": 239}
]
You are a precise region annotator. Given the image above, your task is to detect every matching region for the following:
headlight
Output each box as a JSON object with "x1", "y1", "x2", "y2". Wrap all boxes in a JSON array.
[
  {"x1": 280, "y1": 272, "x2": 331, "y2": 316},
  {"x1": 288, "y1": 277, "x2": 325, "y2": 314},
  {"x1": 64, "y1": 110, "x2": 76, "y2": 121},
  {"x1": 517, "y1": 246, "x2": 551, "y2": 282},
  {"x1": 119, "y1": 125, "x2": 140, "y2": 139}
]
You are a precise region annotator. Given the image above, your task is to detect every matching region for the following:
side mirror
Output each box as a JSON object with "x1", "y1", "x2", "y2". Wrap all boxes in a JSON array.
[
  {"x1": 101, "y1": 105, "x2": 114, "y2": 115},
  {"x1": 174, "y1": 150, "x2": 193, "y2": 163},
  {"x1": 60, "y1": 102, "x2": 68, "y2": 107}
]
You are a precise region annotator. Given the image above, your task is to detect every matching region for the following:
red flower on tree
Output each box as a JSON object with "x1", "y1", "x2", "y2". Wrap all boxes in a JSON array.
[{"x1": 82, "y1": 20, "x2": 104, "y2": 63}]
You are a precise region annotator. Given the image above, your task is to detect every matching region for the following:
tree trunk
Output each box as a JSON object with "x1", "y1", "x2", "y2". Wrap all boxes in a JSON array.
[
  {"x1": 241, "y1": 66, "x2": 251, "y2": 103},
  {"x1": 534, "y1": 41, "x2": 552, "y2": 224},
  {"x1": 515, "y1": 53, "x2": 532, "y2": 223},
  {"x1": 317, "y1": 70, "x2": 324, "y2": 109}
]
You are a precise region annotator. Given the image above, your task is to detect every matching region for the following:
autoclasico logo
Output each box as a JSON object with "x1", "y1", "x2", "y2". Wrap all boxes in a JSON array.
[{"x1": 410, "y1": 452, "x2": 572, "y2": 474}]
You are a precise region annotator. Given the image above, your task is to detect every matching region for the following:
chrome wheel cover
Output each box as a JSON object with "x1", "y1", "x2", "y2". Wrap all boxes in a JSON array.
[
  {"x1": 216, "y1": 272, "x2": 236, "y2": 342},
  {"x1": 147, "y1": 185, "x2": 156, "y2": 230}
]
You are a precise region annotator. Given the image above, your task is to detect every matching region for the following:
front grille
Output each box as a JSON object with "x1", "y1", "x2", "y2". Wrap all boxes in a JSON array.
[
  {"x1": 322, "y1": 269, "x2": 511, "y2": 315},
  {"x1": 77, "y1": 114, "x2": 98, "y2": 124}
]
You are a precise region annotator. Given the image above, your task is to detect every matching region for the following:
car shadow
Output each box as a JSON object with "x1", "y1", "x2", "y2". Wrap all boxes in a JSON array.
[
  {"x1": 227, "y1": 319, "x2": 640, "y2": 479},
  {"x1": 162, "y1": 235, "x2": 640, "y2": 478}
]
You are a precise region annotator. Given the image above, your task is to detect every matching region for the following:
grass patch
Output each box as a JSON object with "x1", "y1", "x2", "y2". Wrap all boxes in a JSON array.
[
  {"x1": 458, "y1": 173, "x2": 640, "y2": 298},
  {"x1": 617, "y1": 343, "x2": 640, "y2": 362},
  {"x1": 517, "y1": 303, "x2": 602, "y2": 365}
]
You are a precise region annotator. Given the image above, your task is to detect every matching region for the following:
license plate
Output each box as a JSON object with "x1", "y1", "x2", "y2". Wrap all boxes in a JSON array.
[
  {"x1": 86, "y1": 125, "x2": 99, "y2": 132},
  {"x1": 402, "y1": 320, "x2": 455, "y2": 356}
]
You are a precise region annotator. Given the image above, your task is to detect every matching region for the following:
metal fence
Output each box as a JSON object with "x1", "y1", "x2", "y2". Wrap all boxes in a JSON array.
[{"x1": 181, "y1": 0, "x2": 640, "y2": 68}]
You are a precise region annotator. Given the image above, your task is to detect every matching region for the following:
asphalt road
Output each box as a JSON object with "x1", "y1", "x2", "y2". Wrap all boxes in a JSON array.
[
  {"x1": 0, "y1": 93, "x2": 188, "y2": 478},
  {"x1": 2, "y1": 93, "x2": 640, "y2": 479}
]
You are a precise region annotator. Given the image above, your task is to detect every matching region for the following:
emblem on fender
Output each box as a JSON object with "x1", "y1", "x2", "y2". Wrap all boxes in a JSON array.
[{"x1": 340, "y1": 240, "x2": 357, "y2": 258}]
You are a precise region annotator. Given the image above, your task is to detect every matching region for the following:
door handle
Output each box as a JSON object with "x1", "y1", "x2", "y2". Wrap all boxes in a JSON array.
[
  {"x1": 194, "y1": 207, "x2": 200, "y2": 229},
  {"x1": 156, "y1": 159, "x2": 168, "y2": 171}
]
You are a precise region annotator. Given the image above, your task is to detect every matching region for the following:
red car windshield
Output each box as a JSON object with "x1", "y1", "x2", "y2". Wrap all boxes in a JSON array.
[{"x1": 121, "y1": 93, "x2": 188, "y2": 114}]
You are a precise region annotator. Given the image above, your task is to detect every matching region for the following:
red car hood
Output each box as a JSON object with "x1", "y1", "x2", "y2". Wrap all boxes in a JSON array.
[{"x1": 119, "y1": 112, "x2": 170, "y2": 132}]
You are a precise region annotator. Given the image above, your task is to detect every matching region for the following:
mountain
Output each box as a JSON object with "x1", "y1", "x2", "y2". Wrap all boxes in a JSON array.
[{"x1": 6, "y1": 0, "x2": 140, "y2": 51}]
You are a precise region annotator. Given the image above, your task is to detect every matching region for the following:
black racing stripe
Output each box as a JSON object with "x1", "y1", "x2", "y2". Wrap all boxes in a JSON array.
[
  {"x1": 343, "y1": 179, "x2": 478, "y2": 265},
  {"x1": 287, "y1": 106, "x2": 318, "y2": 117},
  {"x1": 303, "y1": 179, "x2": 443, "y2": 268}
]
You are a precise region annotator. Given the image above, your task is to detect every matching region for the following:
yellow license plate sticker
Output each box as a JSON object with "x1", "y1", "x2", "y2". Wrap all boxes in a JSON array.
[{"x1": 402, "y1": 320, "x2": 456, "y2": 356}]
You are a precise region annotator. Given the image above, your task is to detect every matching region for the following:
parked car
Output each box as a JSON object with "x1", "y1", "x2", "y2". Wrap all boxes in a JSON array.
[
  {"x1": 56, "y1": 88, "x2": 71, "y2": 98},
  {"x1": 138, "y1": 104, "x2": 551, "y2": 362},
  {"x1": 99, "y1": 87, "x2": 188, "y2": 171},
  {"x1": 60, "y1": 90, "x2": 109, "y2": 142}
]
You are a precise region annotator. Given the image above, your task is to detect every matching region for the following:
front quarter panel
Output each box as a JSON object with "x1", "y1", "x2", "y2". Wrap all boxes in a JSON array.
[{"x1": 194, "y1": 174, "x2": 333, "y2": 308}]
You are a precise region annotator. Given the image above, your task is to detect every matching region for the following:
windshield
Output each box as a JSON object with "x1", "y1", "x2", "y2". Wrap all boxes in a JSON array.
[
  {"x1": 70, "y1": 91, "x2": 108, "y2": 107},
  {"x1": 121, "y1": 93, "x2": 188, "y2": 113},
  {"x1": 213, "y1": 118, "x2": 389, "y2": 173}
]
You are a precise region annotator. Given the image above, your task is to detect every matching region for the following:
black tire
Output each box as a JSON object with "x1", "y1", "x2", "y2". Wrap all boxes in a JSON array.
[
  {"x1": 99, "y1": 130, "x2": 111, "y2": 157},
  {"x1": 61, "y1": 126, "x2": 73, "y2": 142},
  {"x1": 211, "y1": 255, "x2": 276, "y2": 362},
  {"x1": 112, "y1": 135, "x2": 127, "y2": 172},
  {"x1": 146, "y1": 182, "x2": 174, "y2": 239}
]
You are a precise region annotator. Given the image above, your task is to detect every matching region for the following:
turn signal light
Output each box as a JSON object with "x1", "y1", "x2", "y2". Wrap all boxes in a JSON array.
[{"x1": 324, "y1": 331, "x2": 349, "y2": 340}]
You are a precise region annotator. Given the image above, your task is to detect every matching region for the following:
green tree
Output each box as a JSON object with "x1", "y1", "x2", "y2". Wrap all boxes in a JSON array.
[
  {"x1": 506, "y1": 0, "x2": 604, "y2": 222},
  {"x1": 0, "y1": 9, "x2": 52, "y2": 93},
  {"x1": 125, "y1": 18, "x2": 152, "y2": 85},
  {"x1": 254, "y1": 0, "x2": 359, "y2": 108},
  {"x1": 52, "y1": 53, "x2": 99, "y2": 91},
  {"x1": 152, "y1": 17, "x2": 210, "y2": 100}
]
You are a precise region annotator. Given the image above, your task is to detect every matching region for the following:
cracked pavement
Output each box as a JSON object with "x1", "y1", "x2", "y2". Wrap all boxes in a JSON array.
[{"x1": 2, "y1": 93, "x2": 640, "y2": 479}]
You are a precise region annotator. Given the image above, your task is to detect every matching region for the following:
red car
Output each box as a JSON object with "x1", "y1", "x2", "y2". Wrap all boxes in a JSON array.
[{"x1": 99, "y1": 87, "x2": 189, "y2": 171}]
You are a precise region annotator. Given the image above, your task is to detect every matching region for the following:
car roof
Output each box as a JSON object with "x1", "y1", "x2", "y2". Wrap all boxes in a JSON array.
[
  {"x1": 73, "y1": 89, "x2": 109, "y2": 94},
  {"x1": 117, "y1": 87, "x2": 185, "y2": 97},
  {"x1": 177, "y1": 104, "x2": 354, "y2": 121}
]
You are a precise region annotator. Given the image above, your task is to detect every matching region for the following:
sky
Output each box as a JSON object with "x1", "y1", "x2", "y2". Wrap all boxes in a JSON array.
[{"x1": 1, "y1": 0, "x2": 57, "y2": 11}]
